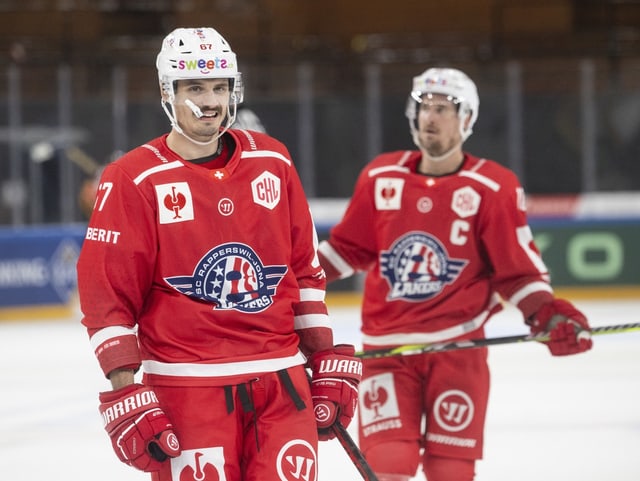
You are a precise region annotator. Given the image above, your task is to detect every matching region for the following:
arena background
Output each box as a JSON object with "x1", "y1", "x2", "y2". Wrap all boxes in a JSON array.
[{"x1": 1, "y1": 0, "x2": 640, "y2": 314}]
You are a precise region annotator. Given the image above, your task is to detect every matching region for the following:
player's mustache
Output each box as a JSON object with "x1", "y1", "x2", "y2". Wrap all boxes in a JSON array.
[{"x1": 184, "y1": 99, "x2": 224, "y2": 118}]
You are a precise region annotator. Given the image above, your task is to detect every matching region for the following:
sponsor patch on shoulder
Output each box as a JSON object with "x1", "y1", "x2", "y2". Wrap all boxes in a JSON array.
[
  {"x1": 375, "y1": 177, "x2": 404, "y2": 210},
  {"x1": 156, "y1": 182, "x2": 194, "y2": 224}
]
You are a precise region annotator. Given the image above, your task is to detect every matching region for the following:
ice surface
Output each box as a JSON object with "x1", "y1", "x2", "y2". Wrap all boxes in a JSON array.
[{"x1": 1, "y1": 299, "x2": 638, "y2": 480}]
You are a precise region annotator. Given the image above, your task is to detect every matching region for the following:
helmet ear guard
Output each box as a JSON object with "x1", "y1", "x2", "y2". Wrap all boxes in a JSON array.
[
  {"x1": 161, "y1": 80, "x2": 173, "y2": 95},
  {"x1": 230, "y1": 74, "x2": 244, "y2": 105}
]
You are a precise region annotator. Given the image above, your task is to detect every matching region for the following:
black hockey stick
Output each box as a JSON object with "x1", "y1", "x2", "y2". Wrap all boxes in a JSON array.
[
  {"x1": 305, "y1": 371, "x2": 379, "y2": 481},
  {"x1": 356, "y1": 322, "x2": 640, "y2": 360},
  {"x1": 330, "y1": 422, "x2": 379, "y2": 481}
]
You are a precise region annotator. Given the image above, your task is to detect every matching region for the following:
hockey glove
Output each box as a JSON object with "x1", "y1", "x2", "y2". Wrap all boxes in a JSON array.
[
  {"x1": 309, "y1": 344, "x2": 362, "y2": 441},
  {"x1": 529, "y1": 299, "x2": 593, "y2": 356},
  {"x1": 99, "y1": 383, "x2": 181, "y2": 472}
]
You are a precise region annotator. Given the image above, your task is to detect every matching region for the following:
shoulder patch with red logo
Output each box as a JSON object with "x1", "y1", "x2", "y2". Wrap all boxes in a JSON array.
[{"x1": 155, "y1": 182, "x2": 194, "y2": 224}]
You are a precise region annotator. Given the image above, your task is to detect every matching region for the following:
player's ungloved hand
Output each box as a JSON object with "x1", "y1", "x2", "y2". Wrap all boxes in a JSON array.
[
  {"x1": 529, "y1": 299, "x2": 593, "y2": 356},
  {"x1": 99, "y1": 383, "x2": 181, "y2": 472},
  {"x1": 309, "y1": 344, "x2": 362, "y2": 441}
]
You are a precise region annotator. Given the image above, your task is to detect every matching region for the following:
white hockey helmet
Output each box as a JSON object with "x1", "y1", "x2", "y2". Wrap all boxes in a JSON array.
[
  {"x1": 405, "y1": 67, "x2": 479, "y2": 145},
  {"x1": 156, "y1": 27, "x2": 244, "y2": 138}
]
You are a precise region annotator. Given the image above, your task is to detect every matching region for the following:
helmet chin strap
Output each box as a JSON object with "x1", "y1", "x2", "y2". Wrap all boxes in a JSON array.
[{"x1": 161, "y1": 99, "x2": 237, "y2": 147}]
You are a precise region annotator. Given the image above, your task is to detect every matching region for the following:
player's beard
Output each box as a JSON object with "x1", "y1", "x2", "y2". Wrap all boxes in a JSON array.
[
  {"x1": 191, "y1": 122, "x2": 220, "y2": 141},
  {"x1": 189, "y1": 108, "x2": 225, "y2": 142},
  {"x1": 420, "y1": 134, "x2": 458, "y2": 161}
]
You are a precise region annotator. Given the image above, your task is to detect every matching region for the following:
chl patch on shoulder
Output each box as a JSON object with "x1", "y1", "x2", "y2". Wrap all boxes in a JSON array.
[
  {"x1": 251, "y1": 170, "x2": 281, "y2": 210},
  {"x1": 451, "y1": 186, "x2": 480, "y2": 218}
]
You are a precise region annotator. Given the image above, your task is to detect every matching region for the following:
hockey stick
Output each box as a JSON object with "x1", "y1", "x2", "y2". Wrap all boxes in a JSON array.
[
  {"x1": 305, "y1": 371, "x2": 379, "y2": 481},
  {"x1": 330, "y1": 422, "x2": 379, "y2": 481},
  {"x1": 356, "y1": 322, "x2": 640, "y2": 360},
  {"x1": 64, "y1": 145, "x2": 102, "y2": 176}
]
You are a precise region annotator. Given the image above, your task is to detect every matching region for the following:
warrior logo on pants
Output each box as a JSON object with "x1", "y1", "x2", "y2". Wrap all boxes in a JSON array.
[
  {"x1": 276, "y1": 439, "x2": 317, "y2": 481},
  {"x1": 433, "y1": 389, "x2": 474, "y2": 432}
]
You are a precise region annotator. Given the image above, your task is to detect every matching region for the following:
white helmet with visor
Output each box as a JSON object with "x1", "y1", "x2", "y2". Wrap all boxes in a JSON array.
[
  {"x1": 405, "y1": 68, "x2": 479, "y2": 147},
  {"x1": 156, "y1": 27, "x2": 244, "y2": 143}
]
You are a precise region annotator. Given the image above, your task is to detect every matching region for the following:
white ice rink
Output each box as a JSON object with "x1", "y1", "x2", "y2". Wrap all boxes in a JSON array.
[{"x1": 1, "y1": 298, "x2": 639, "y2": 481}]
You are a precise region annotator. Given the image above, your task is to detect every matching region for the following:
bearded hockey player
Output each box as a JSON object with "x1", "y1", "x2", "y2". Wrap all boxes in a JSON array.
[{"x1": 317, "y1": 67, "x2": 592, "y2": 481}]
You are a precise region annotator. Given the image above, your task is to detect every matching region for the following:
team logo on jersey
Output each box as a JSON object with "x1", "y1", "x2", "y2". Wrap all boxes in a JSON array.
[
  {"x1": 251, "y1": 170, "x2": 281, "y2": 210},
  {"x1": 276, "y1": 439, "x2": 317, "y2": 481},
  {"x1": 156, "y1": 182, "x2": 194, "y2": 224},
  {"x1": 380, "y1": 232, "x2": 467, "y2": 301},
  {"x1": 171, "y1": 447, "x2": 227, "y2": 481},
  {"x1": 374, "y1": 177, "x2": 404, "y2": 210},
  {"x1": 164, "y1": 242, "x2": 287, "y2": 313}
]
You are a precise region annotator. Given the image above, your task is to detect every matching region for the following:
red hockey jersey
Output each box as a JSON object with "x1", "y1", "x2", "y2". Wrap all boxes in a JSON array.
[
  {"x1": 77, "y1": 130, "x2": 329, "y2": 386},
  {"x1": 319, "y1": 151, "x2": 554, "y2": 347}
]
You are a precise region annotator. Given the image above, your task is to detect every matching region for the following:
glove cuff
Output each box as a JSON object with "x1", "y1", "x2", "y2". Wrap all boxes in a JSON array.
[{"x1": 99, "y1": 383, "x2": 144, "y2": 403}]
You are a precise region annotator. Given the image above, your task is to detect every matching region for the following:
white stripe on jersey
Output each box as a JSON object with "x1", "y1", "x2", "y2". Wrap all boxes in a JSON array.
[
  {"x1": 361, "y1": 298, "x2": 500, "y2": 346},
  {"x1": 509, "y1": 281, "x2": 554, "y2": 306},
  {"x1": 142, "y1": 351, "x2": 306, "y2": 378},
  {"x1": 300, "y1": 287, "x2": 326, "y2": 302},
  {"x1": 90, "y1": 325, "x2": 137, "y2": 351},
  {"x1": 241, "y1": 150, "x2": 292, "y2": 166},
  {"x1": 368, "y1": 164, "x2": 411, "y2": 178},
  {"x1": 133, "y1": 160, "x2": 184, "y2": 185},
  {"x1": 318, "y1": 240, "x2": 355, "y2": 279},
  {"x1": 459, "y1": 169, "x2": 501, "y2": 192},
  {"x1": 294, "y1": 313, "x2": 331, "y2": 330}
]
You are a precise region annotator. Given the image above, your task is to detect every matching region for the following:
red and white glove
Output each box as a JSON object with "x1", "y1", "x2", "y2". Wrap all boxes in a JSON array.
[
  {"x1": 99, "y1": 384, "x2": 181, "y2": 472},
  {"x1": 528, "y1": 299, "x2": 593, "y2": 356},
  {"x1": 308, "y1": 344, "x2": 362, "y2": 441}
]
